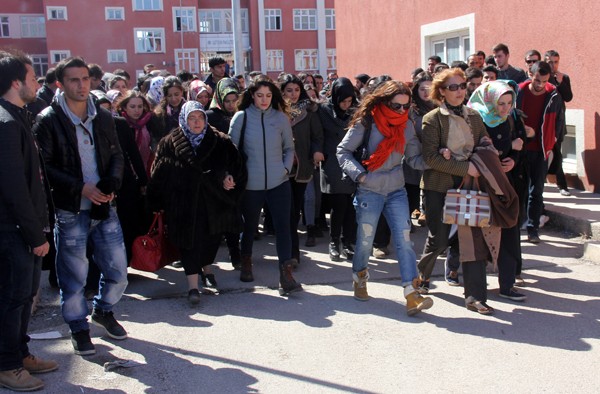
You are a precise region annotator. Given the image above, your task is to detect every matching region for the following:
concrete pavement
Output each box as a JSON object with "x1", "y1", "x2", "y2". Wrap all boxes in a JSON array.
[{"x1": 24, "y1": 192, "x2": 600, "y2": 393}]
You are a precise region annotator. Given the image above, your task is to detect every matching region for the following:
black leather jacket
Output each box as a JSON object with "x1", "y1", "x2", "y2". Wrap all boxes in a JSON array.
[{"x1": 34, "y1": 101, "x2": 124, "y2": 213}]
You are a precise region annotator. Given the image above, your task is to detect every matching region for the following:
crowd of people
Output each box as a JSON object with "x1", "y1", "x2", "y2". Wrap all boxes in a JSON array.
[{"x1": 0, "y1": 42, "x2": 572, "y2": 391}]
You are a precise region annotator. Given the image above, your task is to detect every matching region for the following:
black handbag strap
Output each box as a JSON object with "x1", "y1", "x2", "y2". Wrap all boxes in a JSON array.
[{"x1": 237, "y1": 110, "x2": 247, "y2": 153}]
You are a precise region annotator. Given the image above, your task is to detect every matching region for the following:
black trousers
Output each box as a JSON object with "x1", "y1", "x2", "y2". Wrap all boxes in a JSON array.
[
  {"x1": 497, "y1": 225, "x2": 521, "y2": 292},
  {"x1": 290, "y1": 179, "x2": 308, "y2": 259},
  {"x1": 327, "y1": 193, "x2": 356, "y2": 244},
  {"x1": 463, "y1": 260, "x2": 488, "y2": 303}
]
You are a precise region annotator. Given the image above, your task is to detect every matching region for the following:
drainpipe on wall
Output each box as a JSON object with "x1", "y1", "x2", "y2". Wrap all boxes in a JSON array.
[{"x1": 316, "y1": 0, "x2": 327, "y2": 76}]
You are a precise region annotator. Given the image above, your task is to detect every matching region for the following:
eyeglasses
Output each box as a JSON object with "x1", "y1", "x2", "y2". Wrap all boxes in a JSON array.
[
  {"x1": 388, "y1": 101, "x2": 412, "y2": 111},
  {"x1": 525, "y1": 59, "x2": 538, "y2": 64},
  {"x1": 443, "y1": 83, "x2": 467, "y2": 91}
]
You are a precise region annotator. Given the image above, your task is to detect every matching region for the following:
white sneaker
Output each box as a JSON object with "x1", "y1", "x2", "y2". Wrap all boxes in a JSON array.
[{"x1": 539, "y1": 215, "x2": 550, "y2": 228}]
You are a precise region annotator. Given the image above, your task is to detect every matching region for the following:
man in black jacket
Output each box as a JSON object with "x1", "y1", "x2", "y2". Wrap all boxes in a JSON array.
[
  {"x1": 34, "y1": 57, "x2": 128, "y2": 357},
  {"x1": 0, "y1": 49, "x2": 58, "y2": 392}
]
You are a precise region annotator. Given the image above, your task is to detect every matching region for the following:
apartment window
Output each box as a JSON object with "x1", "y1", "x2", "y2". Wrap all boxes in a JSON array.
[
  {"x1": 175, "y1": 49, "x2": 199, "y2": 74},
  {"x1": 134, "y1": 28, "x2": 165, "y2": 53},
  {"x1": 0, "y1": 16, "x2": 9, "y2": 37},
  {"x1": 431, "y1": 34, "x2": 470, "y2": 65},
  {"x1": 133, "y1": 0, "x2": 162, "y2": 11},
  {"x1": 31, "y1": 55, "x2": 48, "y2": 77},
  {"x1": 266, "y1": 50, "x2": 284, "y2": 72},
  {"x1": 264, "y1": 9, "x2": 282, "y2": 31},
  {"x1": 327, "y1": 49, "x2": 336, "y2": 70},
  {"x1": 105, "y1": 7, "x2": 124, "y2": 21},
  {"x1": 21, "y1": 16, "x2": 46, "y2": 37},
  {"x1": 325, "y1": 9, "x2": 335, "y2": 30},
  {"x1": 50, "y1": 50, "x2": 70, "y2": 64},
  {"x1": 198, "y1": 9, "x2": 248, "y2": 33},
  {"x1": 295, "y1": 49, "x2": 318, "y2": 71},
  {"x1": 107, "y1": 50, "x2": 127, "y2": 63},
  {"x1": 47, "y1": 7, "x2": 67, "y2": 20},
  {"x1": 421, "y1": 14, "x2": 474, "y2": 67},
  {"x1": 173, "y1": 7, "x2": 196, "y2": 32},
  {"x1": 293, "y1": 9, "x2": 317, "y2": 30}
]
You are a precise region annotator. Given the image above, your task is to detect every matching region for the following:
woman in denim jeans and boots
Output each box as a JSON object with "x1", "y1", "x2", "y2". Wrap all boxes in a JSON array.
[
  {"x1": 229, "y1": 76, "x2": 302, "y2": 295},
  {"x1": 337, "y1": 80, "x2": 433, "y2": 316}
]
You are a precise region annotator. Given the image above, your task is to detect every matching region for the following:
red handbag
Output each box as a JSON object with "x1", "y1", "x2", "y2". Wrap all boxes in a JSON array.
[{"x1": 130, "y1": 212, "x2": 180, "y2": 272}]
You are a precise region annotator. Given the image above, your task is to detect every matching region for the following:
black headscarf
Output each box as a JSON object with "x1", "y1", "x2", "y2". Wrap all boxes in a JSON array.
[{"x1": 330, "y1": 77, "x2": 358, "y2": 119}]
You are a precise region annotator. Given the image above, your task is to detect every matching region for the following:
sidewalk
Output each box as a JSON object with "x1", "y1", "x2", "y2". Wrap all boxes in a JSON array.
[{"x1": 542, "y1": 183, "x2": 600, "y2": 261}]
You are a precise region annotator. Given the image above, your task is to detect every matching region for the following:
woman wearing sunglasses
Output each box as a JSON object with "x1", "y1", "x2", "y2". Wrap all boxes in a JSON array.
[
  {"x1": 418, "y1": 68, "x2": 494, "y2": 315},
  {"x1": 337, "y1": 80, "x2": 433, "y2": 316}
]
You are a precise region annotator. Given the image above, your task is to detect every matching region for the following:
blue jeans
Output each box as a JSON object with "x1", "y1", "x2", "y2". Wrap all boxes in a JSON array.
[
  {"x1": 352, "y1": 188, "x2": 418, "y2": 286},
  {"x1": 55, "y1": 207, "x2": 128, "y2": 332},
  {"x1": 241, "y1": 181, "x2": 292, "y2": 265},
  {"x1": 0, "y1": 231, "x2": 41, "y2": 371}
]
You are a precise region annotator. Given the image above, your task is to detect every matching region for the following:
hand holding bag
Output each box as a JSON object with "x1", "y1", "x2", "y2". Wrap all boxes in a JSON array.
[
  {"x1": 442, "y1": 177, "x2": 491, "y2": 228},
  {"x1": 131, "y1": 212, "x2": 180, "y2": 272}
]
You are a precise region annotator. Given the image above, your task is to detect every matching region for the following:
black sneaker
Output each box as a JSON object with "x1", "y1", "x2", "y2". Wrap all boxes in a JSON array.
[
  {"x1": 445, "y1": 271, "x2": 460, "y2": 286},
  {"x1": 527, "y1": 229, "x2": 541, "y2": 244},
  {"x1": 188, "y1": 289, "x2": 201, "y2": 305},
  {"x1": 71, "y1": 330, "x2": 96, "y2": 356},
  {"x1": 499, "y1": 289, "x2": 527, "y2": 302},
  {"x1": 91, "y1": 309, "x2": 127, "y2": 340}
]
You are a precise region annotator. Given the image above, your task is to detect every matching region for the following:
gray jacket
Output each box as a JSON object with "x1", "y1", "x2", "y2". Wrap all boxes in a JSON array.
[
  {"x1": 229, "y1": 104, "x2": 294, "y2": 191},
  {"x1": 337, "y1": 120, "x2": 417, "y2": 196}
]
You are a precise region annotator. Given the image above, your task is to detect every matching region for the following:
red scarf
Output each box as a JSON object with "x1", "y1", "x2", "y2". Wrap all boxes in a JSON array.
[{"x1": 362, "y1": 103, "x2": 408, "y2": 171}]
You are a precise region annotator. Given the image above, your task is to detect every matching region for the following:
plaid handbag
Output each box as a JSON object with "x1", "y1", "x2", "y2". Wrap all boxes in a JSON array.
[{"x1": 442, "y1": 178, "x2": 491, "y2": 228}]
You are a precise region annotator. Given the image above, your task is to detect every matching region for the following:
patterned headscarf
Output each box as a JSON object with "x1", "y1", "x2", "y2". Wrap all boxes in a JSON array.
[
  {"x1": 188, "y1": 80, "x2": 212, "y2": 102},
  {"x1": 147, "y1": 76, "x2": 165, "y2": 106},
  {"x1": 467, "y1": 80, "x2": 516, "y2": 128},
  {"x1": 179, "y1": 101, "x2": 208, "y2": 149},
  {"x1": 209, "y1": 78, "x2": 239, "y2": 115}
]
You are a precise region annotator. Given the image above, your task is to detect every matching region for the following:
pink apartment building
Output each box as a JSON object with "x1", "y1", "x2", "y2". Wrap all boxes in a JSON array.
[{"x1": 0, "y1": 0, "x2": 336, "y2": 80}]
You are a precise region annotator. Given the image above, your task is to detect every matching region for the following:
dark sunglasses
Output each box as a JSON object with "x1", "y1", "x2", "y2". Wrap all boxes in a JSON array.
[
  {"x1": 388, "y1": 101, "x2": 412, "y2": 111},
  {"x1": 525, "y1": 59, "x2": 538, "y2": 64},
  {"x1": 443, "y1": 83, "x2": 467, "y2": 91}
]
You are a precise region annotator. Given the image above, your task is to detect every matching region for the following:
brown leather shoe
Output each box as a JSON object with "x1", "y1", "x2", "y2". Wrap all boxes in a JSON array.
[
  {"x1": 23, "y1": 354, "x2": 58, "y2": 374},
  {"x1": 0, "y1": 367, "x2": 44, "y2": 391}
]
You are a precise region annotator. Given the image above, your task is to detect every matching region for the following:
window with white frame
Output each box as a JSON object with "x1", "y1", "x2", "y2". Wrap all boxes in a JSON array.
[
  {"x1": 31, "y1": 55, "x2": 48, "y2": 78},
  {"x1": 421, "y1": 14, "x2": 474, "y2": 67},
  {"x1": 47, "y1": 7, "x2": 67, "y2": 20},
  {"x1": 107, "y1": 50, "x2": 127, "y2": 63},
  {"x1": 105, "y1": 7, "x2": 124, "y2": 21},
  {"x1": 133, "y1": 0, "x2": 162, "y2": 11},
  {"x1": 175, "y1": 49, "x2": 199, "y2": 74},
  {"x1": 0, "y1": 16, "x2": 9, "y2": 37},
  {"x1": 295, "y1": 49, "x2": 318, "y2": 71},
  {"x1": 50, "y1": 50, "x2": 70, "y2": 64},
  {"x1": 173, "y1": 7, "x2": 196, "y2": 32},
  {"x1": 327, "y1": 49, "x2": 336, "y2": 70},
  {"x1": 325, "y1": 9, "x2": 335, "y2": 30},
  {"x1": 264, "y1": 9, "x2": 282, "y2": 31},
  {"x1": 266, "y1": 50, "x2": 284, "y2": 72},
  {"x1": 293, "y1": 9, "x2": 317, "y2": 30},
  {"x1": 134, "y1": 28, "x2": 164, "y2": 53},
  {"x1": 198, "y1": 9, "x2": 248, "y2": 33},
  {"x1": 21, "y1": 16, "x2": 46, "y2": 37}
]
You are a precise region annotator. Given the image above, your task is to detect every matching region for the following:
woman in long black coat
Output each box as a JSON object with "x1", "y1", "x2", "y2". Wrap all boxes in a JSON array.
[{"x1": 147, "y1": 101, "x2": 247, "y2": 305}]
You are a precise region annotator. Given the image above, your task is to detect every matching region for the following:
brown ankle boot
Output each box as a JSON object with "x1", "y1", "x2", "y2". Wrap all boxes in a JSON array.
[
  {"x1": 352, "y1": 268, "x2": 370, "y2": 301},
  {"x1": 279, "y1": 259, "x2": 303, "y2": 295},
  {"x1": 23, "y1": 354, "x2": 58, "y2": 374},
  {"x1": 240, "y1": 255, "x2": 254, "y2": 282},
  {"x1": 0, "y1": 368, "x2": 44, "y2": 391},
  {"x1": 404, "y1": 278, "x2": 433, "y2": 316}
]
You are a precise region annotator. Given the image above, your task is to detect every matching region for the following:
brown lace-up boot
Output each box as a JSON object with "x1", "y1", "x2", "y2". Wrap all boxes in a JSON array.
[
  {"x1": 240, "y1": 255, "x2": 254, "y2": 282},
  {"x1": 279, "y1": 259, "x2": 303, "y2": 295}
]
